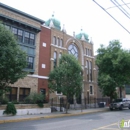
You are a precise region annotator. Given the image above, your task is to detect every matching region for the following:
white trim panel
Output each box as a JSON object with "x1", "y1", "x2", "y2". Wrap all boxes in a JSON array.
[{"x1": 28, "y1": 75, "x2": 49, "y2": 79}]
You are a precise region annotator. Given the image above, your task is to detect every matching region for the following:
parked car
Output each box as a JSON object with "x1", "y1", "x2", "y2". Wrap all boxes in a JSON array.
[{"x1": 109, "y1": 98, "x2": 130, "y2": 110}]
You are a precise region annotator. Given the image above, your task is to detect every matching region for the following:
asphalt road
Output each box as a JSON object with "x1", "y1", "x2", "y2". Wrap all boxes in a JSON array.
[{"x1": 0, "y1": 109, "x2": 130, "y2": 130}]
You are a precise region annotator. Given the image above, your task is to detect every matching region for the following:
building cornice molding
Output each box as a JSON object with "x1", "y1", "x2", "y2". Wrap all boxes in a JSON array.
[{"x1": 0, "y1": 2, "x2": 45, "y2": 24}]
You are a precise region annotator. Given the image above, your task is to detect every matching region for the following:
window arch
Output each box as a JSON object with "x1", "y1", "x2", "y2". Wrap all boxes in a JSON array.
[
  {"x1": 54, "y1": 51, "x2": 57, "y2": 68},
  {"x1": 53, "y1": 36, "x2": 56, "y2": 45},
  {"x1": 89, "y1": 61, "x2": 92, "y2": 81}
]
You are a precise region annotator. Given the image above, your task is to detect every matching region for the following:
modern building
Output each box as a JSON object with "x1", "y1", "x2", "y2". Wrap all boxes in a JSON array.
[{"x1": 0, "y1": 3, "x2": 44, "y2": 101}]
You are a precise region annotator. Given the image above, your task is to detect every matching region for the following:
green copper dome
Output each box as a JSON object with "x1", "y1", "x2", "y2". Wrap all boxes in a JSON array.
[
  {"x1": 45, "y1": 14, "x2": 61, "y2": 30},
  {"x1": 76, "y1": 29, "x2": 89, "y2": 42}
]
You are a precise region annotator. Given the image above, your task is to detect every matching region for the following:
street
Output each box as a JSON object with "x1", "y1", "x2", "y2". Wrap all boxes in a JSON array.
[{"x1": 0, "y1": 109, "x2": 130, "y2": 130}]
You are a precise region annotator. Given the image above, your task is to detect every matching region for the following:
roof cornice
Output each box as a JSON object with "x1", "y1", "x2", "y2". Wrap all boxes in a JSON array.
[{"x1": 0, "y1": 2, "x2": 45, "y2": 24}]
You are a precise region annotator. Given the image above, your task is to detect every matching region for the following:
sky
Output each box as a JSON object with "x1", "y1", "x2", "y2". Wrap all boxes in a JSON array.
[{"x1": 1, "y1": 0, "x2": 130, "y2": 54}]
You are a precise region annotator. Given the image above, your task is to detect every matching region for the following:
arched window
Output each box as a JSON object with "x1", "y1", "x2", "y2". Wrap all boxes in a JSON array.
[
  {"x1": 89, "y1": 61, "x2": 92, "y2": 81},
  {"x1": 59, "y1": 53, "x2": 62, "y2": 59},
  {"x1": 88, "y1": 49, "x2": 89, "y2": 56},
  {"x1": 57, "y1": 38, "x2": 59, "y2": 45},
  {"x1": 60, "y1": 39, "x2": 63, "y2": 47},
  {"x1": 53, "y1": 36, "x2": 56, "y2": 45},
  {"x1": 90, "y1": 86, "x2": 93, "y2": 94},
  {"x1": 68, "y1": 43, "x2": 78, "y2": 58},
  {"x1": 54, "y1": 52, "x2": 57, "y2": 68},
  {"x1": 86, "y1": 60, "x2": 89, "y2": 81},
  {"x1": 58, "y1": 38, "x2": 60, "y2": 46}
]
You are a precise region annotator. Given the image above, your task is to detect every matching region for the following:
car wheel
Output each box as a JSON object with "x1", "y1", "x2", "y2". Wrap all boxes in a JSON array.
[
  {"x1": 119, "y1": 105, "x2": 123, "y2": 110},
  {"x1": 110, "y1": 108, "x2": 113, "y2": 111},
  {"x1": 128, "y1": 105, "x2": 130, "y2": 109}
]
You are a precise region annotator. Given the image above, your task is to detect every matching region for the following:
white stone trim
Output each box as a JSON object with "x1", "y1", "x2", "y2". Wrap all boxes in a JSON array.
[
  {"x1": 0, "y1": 108, "x2": 51, "y2": 116},
  {"x1": 84, "y1": 54, "x2": 94, "y2": 59},
  {"x1": 50, "y1": 58, "x2": 54, "y2": 61},
  {"x1": 27, "y1": 75, "x2": 49, "y2": 79},
  {"x1": 42, "y1": 25, "x2": 51, "y2": 29},
  {"x1": 56, "y1": 91, "x2": 63, "y2": 95},
  {"x1": 51, "y1": 44, "x2": 67, "y2": 50}
]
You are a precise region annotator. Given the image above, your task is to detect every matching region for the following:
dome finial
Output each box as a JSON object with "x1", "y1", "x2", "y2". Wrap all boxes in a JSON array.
[
  {"x1": 90, "y1": 37, "x2": 94, "y2": 44},
  {"x1": 52, "y1": 11, "x2": 55, "y2": 18},
  {"x1": 62, "y1": 24, "x2": 66, "y2": 33},
  {"x1": 73, "y1": 31, "x2": 75, "y2": 37}
]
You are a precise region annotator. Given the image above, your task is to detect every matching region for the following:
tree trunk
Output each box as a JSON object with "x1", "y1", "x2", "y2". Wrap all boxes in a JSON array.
[
  {"x1": 65, "y1": 97, "x2": 68, "y2": 114},
  {"x1": 119, "y1": 87, "x2": 122, "y2": 98},
  {"x1": 110, "y1": 96, "x2": 113, "y2": 103}
]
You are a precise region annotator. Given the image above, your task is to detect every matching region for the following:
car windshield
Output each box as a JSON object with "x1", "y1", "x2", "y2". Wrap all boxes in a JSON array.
[{"x1": 113, "y1": 99, "x2": 122, "y2": 103}]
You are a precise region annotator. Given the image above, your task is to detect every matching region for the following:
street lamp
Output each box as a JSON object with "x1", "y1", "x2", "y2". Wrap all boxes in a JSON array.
[{"x1": 87, "y1": 90, "x2": 90, "y2": 104}]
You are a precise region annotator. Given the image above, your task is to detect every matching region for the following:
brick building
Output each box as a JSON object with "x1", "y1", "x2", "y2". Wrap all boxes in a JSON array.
[
  {"x1": 0, "y1": 3, "x2": 99, "y2": 102},
  {"x1": 41, "y1": 14, "x2": 98, "y2": 101},
  {"x1": 0, "y1": 3, "x2": 44, "y2": 101}
]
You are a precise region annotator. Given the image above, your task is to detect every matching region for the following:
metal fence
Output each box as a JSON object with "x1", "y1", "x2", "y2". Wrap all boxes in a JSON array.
[{"x1": 50, "y1": 97, "x2": 110, "y2": 112}]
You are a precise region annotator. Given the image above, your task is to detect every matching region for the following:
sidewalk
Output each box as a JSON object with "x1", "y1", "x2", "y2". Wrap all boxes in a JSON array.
[{"x1": 0, "y1": 107, "x2": 109, "y2": 124}]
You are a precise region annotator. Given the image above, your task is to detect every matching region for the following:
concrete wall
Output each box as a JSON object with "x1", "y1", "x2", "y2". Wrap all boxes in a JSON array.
[{"x1": 0, "y1": 104, "x2": 51, "y2": 116}]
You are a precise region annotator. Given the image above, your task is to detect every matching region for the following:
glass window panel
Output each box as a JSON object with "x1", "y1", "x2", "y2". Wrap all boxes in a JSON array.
[
  {"x1": 53, "y1": 36, "x2": 56, "y2": 45},
  {"x1": 68, "y1": 44, "x2": 78, "y2": 58},
  {"x1": 20, "y1": 88, "x2": 24, "y2": 95},
  {"x1": 30, "y1": 33, "x2": 34, "y2": 39},
  {"x1": 25, "y1": 32, "x2": 29, "y2": 38},
  {"x1": 60, "y1": 39, "x2": 63, "y2": 47},
  {"x1": 59, "y1": 53, "x2": 62, "y2": 58},
  {"x1": 12, "y1": 88, "x2": 17, "y2": 94},
  {"x1": 28, "y1": 48, "x2": 34, "y2": 55},
  {"x1": 25, "y1": 88, "x2": 30, "y2": 95},
  {"x1": 54, "y1": 52, "x2": 57, "y2": 68},
  {"x1": 18, "y1": 29, "x2": 23, "y2": 36},
  {"x1": 12, "y1": 27, "x2": 17, "y2": 34},
  {"x1": 58, "y1": 38, "x2": 60, "y2": 46},
  {"x1": 26, "y1": 56, "x2": 34, "y2": 69},
  {"x1": 90, "y1": 86, "x2": 93, "y2": 94}
]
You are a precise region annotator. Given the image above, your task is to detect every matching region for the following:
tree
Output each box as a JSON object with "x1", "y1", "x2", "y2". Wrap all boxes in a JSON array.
[
  {"x1": 48, "y1": 54, "x2": 83, "y2": 113},
  {"x1": 0, "y1": 24, "x2": 27, "y2": 96},
  {"x1": 96, "y1": 40, "x2": 130, "y2": 101}
]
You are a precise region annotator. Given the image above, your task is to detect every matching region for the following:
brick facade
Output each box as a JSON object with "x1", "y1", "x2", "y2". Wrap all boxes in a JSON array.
[{"x1": 38, "y1": 26, "x2": 51, "y2": 101}]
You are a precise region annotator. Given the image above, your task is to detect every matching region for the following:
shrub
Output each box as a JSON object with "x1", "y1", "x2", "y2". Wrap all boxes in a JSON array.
[
  {"x1": 37, "y1": 102, "x2": 44, "y2": 108},
  {"x1": 3, "y1": 102, "x2": 17, "y2": 115},
  {"x1": 12, "y1": 100, "x2": 19, "y2": 104},
  {"x1": 24, "y1": 92, "x2": 44, "y2": 107}
]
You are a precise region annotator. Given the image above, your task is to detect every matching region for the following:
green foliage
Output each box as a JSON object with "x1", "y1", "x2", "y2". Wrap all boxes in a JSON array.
[
  {"x1": 96, "y1": 40, "x2": 130, "y2": 100},
  {"x1": 3, "y1": 102, "x2": 17, "y2": 115},
  {"x1": 0, "y1": 24, "x2": 27, "y2": 96},
  {"x1": 48, "y1": 54, "x2": 83, "y2": 113},
  {"x1": 0, "y1": 96, "x2": 9, "y2": 104},
  {"x1": 37, "y1": 102, "x2": 44, "y2": 108},
  {"x1": 24, "y1": 92, "x2": 44, "y2": 107}
]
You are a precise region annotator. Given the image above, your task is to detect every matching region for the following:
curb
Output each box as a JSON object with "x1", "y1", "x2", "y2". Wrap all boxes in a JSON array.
[{"x1": 0, "y1": 109, "x2": 109, "y2": 124}]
